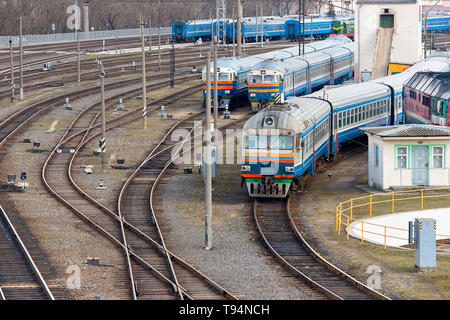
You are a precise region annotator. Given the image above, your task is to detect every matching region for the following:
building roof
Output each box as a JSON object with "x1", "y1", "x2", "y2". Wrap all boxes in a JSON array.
[
  {"x1": 362, "y1": 125, "x2": 450, "y2": 137},
  {"x1": 405, "y1": 72, "x2": 450, "y2": 100}
]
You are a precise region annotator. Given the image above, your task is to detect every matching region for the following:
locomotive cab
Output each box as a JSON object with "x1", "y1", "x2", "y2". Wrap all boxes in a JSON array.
[
  {"x1": 248, "y1": 68, "x2": 283, "y2": 111},
  {"x1": 241, "y1": 111, "x2": 296, "y2": 198},
  {"x1": 202, "y1": 65, "x2": 236, "y2": 110}
]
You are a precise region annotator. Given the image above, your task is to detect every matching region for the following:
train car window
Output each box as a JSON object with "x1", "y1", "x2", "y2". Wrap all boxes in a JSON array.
[
  {"x1": 350, "y1": 109, "x2": 354, "y2": 124},
  {"x1": 358, "y1": 107, "x2": 362, "y2": 121},
  {"x1": 346, "y1": 111, "x2": 350, "y2": 126},
  {"x1": 244, "y1": 135, "x2": 268, "y2": 149},
  {"x1": 365, "y1": 105, "x2": 369, "y2": 119},
  {"x1": 270, "y1": 136, "x2": 294, "y2": 150}
]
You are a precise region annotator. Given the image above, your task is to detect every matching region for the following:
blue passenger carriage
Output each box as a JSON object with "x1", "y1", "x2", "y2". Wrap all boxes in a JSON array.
[{"x1": 172, "y1": 19, "x2": 213, "y2": 42}]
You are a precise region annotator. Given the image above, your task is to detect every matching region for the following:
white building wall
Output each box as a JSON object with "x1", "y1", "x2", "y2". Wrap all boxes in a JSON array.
[
  {"x1": 368, "y1": 136, "x2": 450, "y2": 190},
  {"x1": 368, "y1": 136, "x2": 384, "y2": 189},
  {"x1": 355, "y1": 1, "x2": 423, "y2": 82}
]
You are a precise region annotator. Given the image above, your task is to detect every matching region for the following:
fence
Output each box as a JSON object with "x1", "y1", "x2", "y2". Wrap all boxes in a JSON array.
[
  {"x1": 0, "y1": 27, "x2": 171, "y2": 48},
  {"x1": 335, "y1": 187, "x2": 450, "y2": 248}
]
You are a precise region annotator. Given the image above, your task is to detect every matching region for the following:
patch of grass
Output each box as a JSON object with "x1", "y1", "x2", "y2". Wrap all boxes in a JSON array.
[{"x1": 297, "y1": 150, "x2": 450, "y2": 299}]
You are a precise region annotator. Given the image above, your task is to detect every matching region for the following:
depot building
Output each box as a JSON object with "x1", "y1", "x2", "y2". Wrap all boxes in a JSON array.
[{"x1": 362, "y1": 125, "x2": 450, "y2": 190}]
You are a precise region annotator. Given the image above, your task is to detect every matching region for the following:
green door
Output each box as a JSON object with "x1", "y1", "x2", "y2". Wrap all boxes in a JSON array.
[{"x1": 380, "y1": 15, "x2": 394, "y2": 28}]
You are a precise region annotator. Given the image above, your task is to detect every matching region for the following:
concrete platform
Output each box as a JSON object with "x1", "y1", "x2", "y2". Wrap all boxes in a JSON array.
[{"x1": 348, "y1": 208, "x2": 450, "y2": 248}]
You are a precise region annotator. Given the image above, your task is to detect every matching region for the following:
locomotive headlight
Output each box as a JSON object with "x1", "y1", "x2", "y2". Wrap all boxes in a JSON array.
[
  {"x1": 250, "y1": 93, "x2": 256, "y2": 97},
  {"x1": 285, "y1": 167, "x2": 294, "y2": 173},
  {"x1": 265, "y1": 117, "x2": 274, "y2": 126},
  {"x1": 241, "y1": 165, "x2": 251, "y2": 172},
  {"x1": 271, "y1": 93, "x2": 277, "y2": 97},
  {"x1": 225, "y1": 90, "x2": 231, "y2": 94}
]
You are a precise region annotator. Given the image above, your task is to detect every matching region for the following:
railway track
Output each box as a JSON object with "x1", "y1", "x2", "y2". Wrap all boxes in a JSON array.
[
  {"x1": 0, "y1": 71, "x2": 200, "y2": 147},
  {"x1": 40, "y1": 76, "x2": 238, "y2": 299},
  {"x1": 253, "y1": 196, "x2": 391, "y2": 300},
  {"x1": 426, "y1": 32, "x2": 450, "y2": 50},
  {"x1": 0, "y1": 70, "x2": 199, "y2": 300},
  {"x1": 0, "y1": 205, "x2": 54, "y2": 300},
  {"x1": 0, "y1": 41, "x2": 294, "y2": 97},
  {"x1": 116, "y1": 111, "x2": 243, "y2": 300},
  {"x1": 0, "y1": 56, "x2": 204, "y2": 100},
  {"x1": 0, "y1": 35, "x2": 173, "y2": 66}
]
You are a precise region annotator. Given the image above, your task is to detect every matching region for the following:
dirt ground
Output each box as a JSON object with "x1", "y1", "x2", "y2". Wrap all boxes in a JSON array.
[
  {"x1": 0, "y1": 80, "x2": 194, "y2": 299},
  {"x1": 158, "y1": 122, "x2": 324, "y2": 300},
  {"x1": 292, "y1": 144, "x2": 450, "y2": 300}
]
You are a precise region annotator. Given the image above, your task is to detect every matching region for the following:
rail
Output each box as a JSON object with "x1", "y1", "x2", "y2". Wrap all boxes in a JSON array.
[
  {"x1": 335, "y1": 187, "x2": 450, "y2": 248},
  {"x1": 0, "y1": 205, "x2": 55, "y2": 300}
]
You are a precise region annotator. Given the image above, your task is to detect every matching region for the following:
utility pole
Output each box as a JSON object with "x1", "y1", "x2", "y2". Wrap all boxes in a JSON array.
[
  {"x1": 299, "y1": 0, "x2": 305, "y2": 55},
  {"x1": 19, "y1": 16, "x2": 23, "y2": 100},
  {"x1": 158, "y1": 26, "x2": 161, "y2": 72},
  {"x1": 84, "y1": 1, "x2": 90, "y2": 35},
  {"x1": 77, "y1": 28, "x2": 81, "y2": 85},
  {"x1": 232, "y1": 7, "x2": 236, "y2": 58},
  {"x1": 256, "y1": 2, "x2": 259, "y2": 44},
  {"x1": 424, "y1": 0, "x2": 442, "y2": 59},
  {"x1": 170, "y1": 40, "x2": 175, "y2": 88},
  {"x1": 260, "y1": 2, "x2": 263, "y2": 48},
  {"x1": 9, "y1": 37, "x2": 15, "y2": 102},
  {"x1": 141, "y1": 20, "x2": 148, "y2": 130},
  {"x1": 213, "y1": 42, "x2": 219, "y2": 134},
  {"x1": 75, "y1": 0, "x2": 80, "y2": 85},
  {"x1": 236, "y1": 0, "x2": 242, "y2": 57},
  {"x1": 99, "y1": 64, "x2": 106, "y2": 174},
  {"x1": 149, "y1": 17, "x2": 152, "y2": 52},
  {"x1": 204, "y1": 52, "x2": 213, "y2": 251},
  {"x1": 216, "y1": 0, "x2": 227, "y2": 45}
]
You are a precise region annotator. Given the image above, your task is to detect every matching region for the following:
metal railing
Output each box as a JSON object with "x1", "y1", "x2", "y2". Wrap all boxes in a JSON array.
[
  {"x1": 335, "y1": 187, "x2": 450, "y2": 248},
  {"x1": 0, "y1": 27, "x2": 171, "y2": 48}
]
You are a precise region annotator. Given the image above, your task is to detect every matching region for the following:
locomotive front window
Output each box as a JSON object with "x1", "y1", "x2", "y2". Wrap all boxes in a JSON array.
[
  {"x1": 250, "y1": 75, "x2": 263, "y2": 83},
  {"x1": 270, "y1": 136, "x2": 294, "y2": 150},
  {"x1": 244, "y1": 135, "x2": 268, "y2": 149},
  {"x1": 264, "y1": 75, "x2": 277, "y2": 83},
  {"x1": 219, "y1": 73, "x2": 230, "y2": 81}
]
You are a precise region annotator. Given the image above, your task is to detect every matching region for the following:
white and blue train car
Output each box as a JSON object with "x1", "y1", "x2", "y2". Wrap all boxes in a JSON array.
[
  {"x1": 241, "y1": 52, "x2": 450, "y2": 198},
  {"x1": 203, "y1": 36, "x2": 351, "y2": 110},
  {"x1": 248, "y1": 40, "x2": 354, "y2": 110}
]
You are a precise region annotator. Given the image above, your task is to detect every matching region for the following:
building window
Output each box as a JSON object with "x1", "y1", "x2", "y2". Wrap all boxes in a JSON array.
[
  {"x1": 432, "y1": 146, "x2": 444, "y2": 168},
  {"x1": 396, "y1": 146, "x2": 408, "y2": 169},
  {"x1": 374, "y1": 144, "x2": 379, "y2": 167}
]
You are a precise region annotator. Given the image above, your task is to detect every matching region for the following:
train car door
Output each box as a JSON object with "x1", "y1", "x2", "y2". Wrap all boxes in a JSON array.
[
  {"x1": 412, "y1": 146, "x2": 428, "y2": 186},
  {"x1": 288, "y1": 23, "x2": 296, "y2": 38}
]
